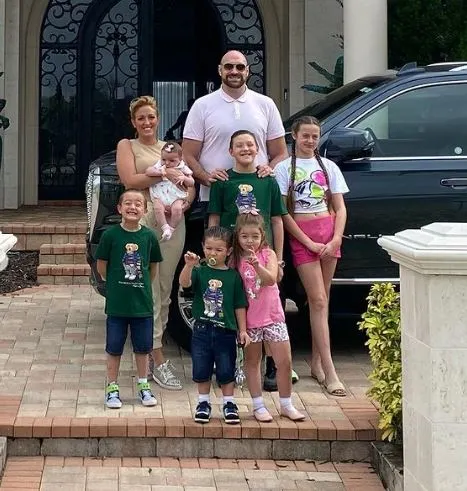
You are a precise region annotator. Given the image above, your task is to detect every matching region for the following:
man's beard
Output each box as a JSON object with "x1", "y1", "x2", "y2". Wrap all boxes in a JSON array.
[{"x1": 222, "y1": 74, "x2": 246, "y2": 88}]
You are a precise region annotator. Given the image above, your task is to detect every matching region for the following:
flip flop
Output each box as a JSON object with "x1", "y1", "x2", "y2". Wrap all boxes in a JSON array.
[{"x1": 324, "y1": 381, "x2": 347, "y2": 397}]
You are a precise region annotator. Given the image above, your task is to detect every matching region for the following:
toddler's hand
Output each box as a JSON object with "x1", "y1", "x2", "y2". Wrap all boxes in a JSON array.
[
  {"x1": 246, "y1": 248, "x2": 259, "y2": 267},
  {"x1": 238, "y1": 331, "x2": 251, "y2": 348},
  {"x1": 184, "y1": 251, "x2": 200, "y2": 266}
]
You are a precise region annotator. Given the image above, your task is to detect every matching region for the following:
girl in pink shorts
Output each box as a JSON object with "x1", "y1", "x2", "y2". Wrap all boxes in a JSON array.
[
  {"x1": 232, "y1": 213, "x2": 305, "y2": 422},
  {"x1": 274, "y1": 116, "x2": 349, "y2": 397}
]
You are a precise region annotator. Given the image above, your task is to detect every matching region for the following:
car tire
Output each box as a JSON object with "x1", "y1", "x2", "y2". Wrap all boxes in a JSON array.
[{"x1": 167, "y1": 275, "x2": 194, "y2": 353}]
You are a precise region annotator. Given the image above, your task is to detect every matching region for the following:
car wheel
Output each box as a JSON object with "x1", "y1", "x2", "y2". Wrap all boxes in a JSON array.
[{"x1": 167, "y1": 282, "x2": 194, "y2": 353}]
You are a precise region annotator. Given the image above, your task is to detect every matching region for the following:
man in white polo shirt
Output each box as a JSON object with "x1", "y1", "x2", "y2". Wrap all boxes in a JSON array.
[
  {"x1": 182, "y1": 50, "x2": 288, "y2": 201},
  {"x1": 183, "y1": 50, "x2": 296, "y2": 392}
]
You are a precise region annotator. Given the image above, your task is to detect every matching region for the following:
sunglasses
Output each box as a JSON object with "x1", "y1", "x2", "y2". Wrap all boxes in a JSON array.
[{"x1": 222, "y1": 63, "x2": 247, "y2": 72}]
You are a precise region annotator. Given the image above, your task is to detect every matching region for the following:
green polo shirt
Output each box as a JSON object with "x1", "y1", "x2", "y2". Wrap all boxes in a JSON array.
[{"x1": 208, "y1": 169, "x2": 287, "y2": 244}]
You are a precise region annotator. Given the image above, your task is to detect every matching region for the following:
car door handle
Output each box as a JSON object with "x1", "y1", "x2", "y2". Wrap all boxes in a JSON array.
[{"x1": 440, "y1": 178, "x2": 467, "y2": 190}]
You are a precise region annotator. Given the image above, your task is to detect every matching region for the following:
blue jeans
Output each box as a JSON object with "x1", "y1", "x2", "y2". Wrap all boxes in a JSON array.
[
  {"x1": 106, "y1": 316, "x2": 153, "y2": 356},
  {"x1": 191, "y1": 321, "x2": 237, "y2": 385}
]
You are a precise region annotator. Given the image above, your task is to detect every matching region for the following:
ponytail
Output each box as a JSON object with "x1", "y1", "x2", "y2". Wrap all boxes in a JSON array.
[
  {"x1": 286, "y1": 139, "x2": 297, "y2": 216},
  {"x1": 314, "y1": 149, "x2": 333, "y2": 212}
]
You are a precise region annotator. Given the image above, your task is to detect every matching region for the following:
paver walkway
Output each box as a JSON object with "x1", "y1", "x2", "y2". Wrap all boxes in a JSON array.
[
  {"x1": 0, "y1": 285, "x2": 375, "y2": 423},
  {"x1": 0, "y1": 456, "x2": 385, "y2": 490}
]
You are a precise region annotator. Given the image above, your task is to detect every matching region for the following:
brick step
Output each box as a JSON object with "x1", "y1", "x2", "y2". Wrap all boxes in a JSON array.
[
  {"x1": 0, "y1": 456, "x2": 385, "y2": 490},
  {"x1": 4, "y1": 225, "x2": 86, "y2": 251},
  {"x1": 0, "y1": 416, "x2": 379, "y2": 461},
  {"x1": 39, "y1": 243, "x2": 87, "y2": 265},
  {"x1": 37, "y1": 264, "x2": 90, "y2": 285}
]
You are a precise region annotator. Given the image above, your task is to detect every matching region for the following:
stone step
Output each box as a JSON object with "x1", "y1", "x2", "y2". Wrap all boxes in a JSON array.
[
  {"x1": 39, "y1": 243, "x2": 87, "y2": 265},
  {"x1": 0, "y1": 224, "x2": 87, "y2": 251},
  {"x1": 2, "y1": 423, "x2": 375, "y2": 462},
  {"x1": 37, "y1": 263, "x2": 91, "y2": 285}
]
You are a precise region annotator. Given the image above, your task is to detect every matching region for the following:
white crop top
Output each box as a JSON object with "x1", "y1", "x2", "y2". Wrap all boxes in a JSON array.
[{"x1": 274, "y1": 156, "x2": 349, "y2": 214}]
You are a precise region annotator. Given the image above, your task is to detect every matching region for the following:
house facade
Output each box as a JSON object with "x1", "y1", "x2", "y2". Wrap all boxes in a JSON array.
[{"x1": 0, "y1": 0, "x2": 385, "y2": 209}]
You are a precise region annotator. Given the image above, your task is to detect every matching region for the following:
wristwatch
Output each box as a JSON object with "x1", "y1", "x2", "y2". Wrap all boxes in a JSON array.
[{"x1": 278, "y1": 260, "x2": 285, "y2": 268}]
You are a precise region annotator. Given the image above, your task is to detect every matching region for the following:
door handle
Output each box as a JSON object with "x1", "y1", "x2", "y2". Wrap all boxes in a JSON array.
[{"x1": 440, "y1": 178, "x2": 467, "y2": 190}]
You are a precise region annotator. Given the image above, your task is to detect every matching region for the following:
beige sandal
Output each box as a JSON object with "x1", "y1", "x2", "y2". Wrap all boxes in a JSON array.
[{"x1": 324, "y1": 381, "x2": 346, "y2": 397}]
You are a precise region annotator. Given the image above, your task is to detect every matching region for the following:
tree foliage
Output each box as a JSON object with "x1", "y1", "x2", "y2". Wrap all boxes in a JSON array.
[
  {"x1": 389, "y1": 0, "x2": 467, "y2": 67},
  {"x1": 359, "y1": 283, "x2": 402, "y2": 443}
]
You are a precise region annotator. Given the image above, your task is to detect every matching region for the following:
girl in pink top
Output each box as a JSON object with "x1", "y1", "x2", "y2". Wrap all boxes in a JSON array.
[{"x1": 232, "y1": 214, "x2": 305, "y2": 422}]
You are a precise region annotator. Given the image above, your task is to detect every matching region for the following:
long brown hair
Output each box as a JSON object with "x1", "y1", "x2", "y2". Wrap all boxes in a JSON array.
[
  {"x1": 286, "y1": 115, "x2": 332, "y2": 215},
  {"x1": 231, "y1": 214, "x2": 268, "y2": 269}
]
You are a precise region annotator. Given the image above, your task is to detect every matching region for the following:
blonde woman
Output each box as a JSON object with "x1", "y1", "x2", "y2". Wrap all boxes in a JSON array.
[{"x1": 116, "y1": 95, "x2": 195, "y2": 390}]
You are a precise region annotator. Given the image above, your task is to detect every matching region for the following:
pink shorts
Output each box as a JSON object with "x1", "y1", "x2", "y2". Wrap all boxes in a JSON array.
[{"x1": 289, "y1": 215, "x2": 341, "y2": 267}]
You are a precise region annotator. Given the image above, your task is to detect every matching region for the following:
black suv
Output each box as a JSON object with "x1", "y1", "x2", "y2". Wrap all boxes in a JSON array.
[{"x1": 86, "y1": 62, "x2": 467, "y2": 351}]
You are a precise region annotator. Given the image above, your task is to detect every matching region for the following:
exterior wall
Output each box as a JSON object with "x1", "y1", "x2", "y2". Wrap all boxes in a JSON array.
[{"x1": 287, "y1": 0, "x2": 343, "y2": 117}]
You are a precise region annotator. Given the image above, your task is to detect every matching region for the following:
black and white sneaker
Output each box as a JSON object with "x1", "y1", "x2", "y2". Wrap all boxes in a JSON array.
[
  {"x1": 194, "y1": 401, "x2": 212, "y2": 424},
  {"x1": 223, "y1": 401, "x2": 240, "y2": 424}
]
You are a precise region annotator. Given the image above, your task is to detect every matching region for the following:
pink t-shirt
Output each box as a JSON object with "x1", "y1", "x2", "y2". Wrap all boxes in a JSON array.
[
  {"x1": 238, "y1": 248, "x2": 285, "y2": 328},
  {"x1": 183, "y1": 88, "x2": 285, "y2": 201}
]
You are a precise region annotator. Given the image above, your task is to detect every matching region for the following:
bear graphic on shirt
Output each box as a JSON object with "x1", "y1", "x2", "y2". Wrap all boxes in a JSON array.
[
  {"x1": 236, "y1": 184, "x2": 259, "y2": 215},
  {"x1": 203, "y1": 279, "x2": 224, "y2": 318},
  {"x1": 122, "y1": 243, "x2": 142, "y2": 281}
]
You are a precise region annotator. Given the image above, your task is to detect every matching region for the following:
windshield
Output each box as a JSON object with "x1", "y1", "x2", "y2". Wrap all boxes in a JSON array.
[{"x1": 283, "y1": 74, "x2": 395, "y2": 130}]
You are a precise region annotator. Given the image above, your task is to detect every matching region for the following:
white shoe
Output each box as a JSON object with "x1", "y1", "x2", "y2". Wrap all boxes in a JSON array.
[{"x1": 149, "y1": 359, "x2": 183, "y2": 390}]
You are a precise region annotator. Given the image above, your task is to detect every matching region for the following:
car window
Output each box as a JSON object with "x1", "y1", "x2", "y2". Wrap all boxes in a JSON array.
[
  {"x1": 351, "y1": 82, "x2": 467, "y2": 157},
  {"x1": 283, "y1": 75, "x2": 395, "y2": 131}
]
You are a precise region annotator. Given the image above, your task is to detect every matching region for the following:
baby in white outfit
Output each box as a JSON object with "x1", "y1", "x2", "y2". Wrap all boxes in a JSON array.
[{"x1": 145, "y1": 141, "x2": 194, "y2": 240}]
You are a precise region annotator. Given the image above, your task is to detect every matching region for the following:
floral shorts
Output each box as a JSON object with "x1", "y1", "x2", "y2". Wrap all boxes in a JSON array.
[{"x1": 247, "y1": 322, "x2": 290, "y2": 343}]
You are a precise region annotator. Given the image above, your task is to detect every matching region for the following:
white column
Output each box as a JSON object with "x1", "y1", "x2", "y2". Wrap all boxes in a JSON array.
[
  {"x1": 0, "y1": 0, "x2": 20, "y2": 209},
  {"x1": 0, "y1": 0, "x2": 5, "y2": 209},
  {"x1": 288, "y1": 0, "x2": 306, "y2": 116},
  {"x1": 379, "y1": 223, "x2": 467, "y2": 491},
  {"x1": 343, "y1": 0, "x2": 387, "y2": 83}
]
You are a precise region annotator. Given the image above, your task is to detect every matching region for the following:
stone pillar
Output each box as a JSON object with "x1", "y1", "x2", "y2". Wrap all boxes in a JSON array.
[
  {"x1": 378, "y1": 222, "x2": 467, "y2": 491},
  {"x1": 343, "y1": 0, "x2": 387, "y2": 83},
  {"x1": 0, "y1": 0, "x2": 20, "y2": 209}
]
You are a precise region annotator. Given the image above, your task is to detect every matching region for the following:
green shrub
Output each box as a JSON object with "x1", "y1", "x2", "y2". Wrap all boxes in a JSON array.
[{"x1": 358, "y1": 283, "x2": 402, "y2": 443}]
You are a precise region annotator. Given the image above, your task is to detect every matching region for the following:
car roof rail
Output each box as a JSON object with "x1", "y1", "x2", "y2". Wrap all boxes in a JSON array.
[{"x1": 396, "y1": 62, "x2": 425, "y2": 76}]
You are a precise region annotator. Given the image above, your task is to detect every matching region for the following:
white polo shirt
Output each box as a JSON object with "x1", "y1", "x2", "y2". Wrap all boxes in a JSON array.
[{"x1": 183, "y1": 87, "x2": 285, "y2": 201}]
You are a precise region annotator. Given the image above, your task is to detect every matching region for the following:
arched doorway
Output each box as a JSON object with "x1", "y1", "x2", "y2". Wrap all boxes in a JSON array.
[{"x1": 38, "y1": 0, "x2": 266, "y2": 200}]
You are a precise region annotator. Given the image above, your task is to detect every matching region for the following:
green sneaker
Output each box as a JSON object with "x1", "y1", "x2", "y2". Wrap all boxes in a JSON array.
[
  {"x1": 137, "y1": 381, "x2": 157, "y2": 407},
  {"x1": 291, "y1": 369, "x2": 300, "y2": 384},
  {"x1": 106, "y1": 382, "x2": 122, "y2": 409}
]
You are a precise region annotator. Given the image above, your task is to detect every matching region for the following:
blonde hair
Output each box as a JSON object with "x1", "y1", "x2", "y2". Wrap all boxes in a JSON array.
[{"x1": 129, "y1": 95, "x2": 159, "y2": 120}]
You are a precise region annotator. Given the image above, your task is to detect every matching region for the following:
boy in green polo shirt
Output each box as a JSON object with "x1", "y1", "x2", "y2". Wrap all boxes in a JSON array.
[
  {"x1": 207, "y1": 130, "x2": 287, "y2": 249},
  {"x1": 179, "y1": 226, "x2": 250, "y2": 424},
  {"x1": 96, "y1": 189, "x2": 162, "y2": 409}
]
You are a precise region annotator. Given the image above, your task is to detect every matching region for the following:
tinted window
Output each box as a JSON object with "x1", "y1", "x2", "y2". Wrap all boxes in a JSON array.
[{"x1": 352, "y1": 82, "x2": 467, "y2": 157}]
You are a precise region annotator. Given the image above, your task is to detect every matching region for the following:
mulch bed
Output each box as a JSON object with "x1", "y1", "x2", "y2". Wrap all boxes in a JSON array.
[{"x1": 0, "y1": 251, "x2": 39, "y2": 294}]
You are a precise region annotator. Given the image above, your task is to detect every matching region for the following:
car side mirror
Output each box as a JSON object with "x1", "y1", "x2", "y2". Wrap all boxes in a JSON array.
[{"x1": 322, "y1": 127, "x2": 374, "y2": 164}]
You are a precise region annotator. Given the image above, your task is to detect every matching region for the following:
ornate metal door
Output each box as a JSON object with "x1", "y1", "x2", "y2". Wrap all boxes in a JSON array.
[{"x1": 39, "y1": 0, "x2": 265, "y2": 200}]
